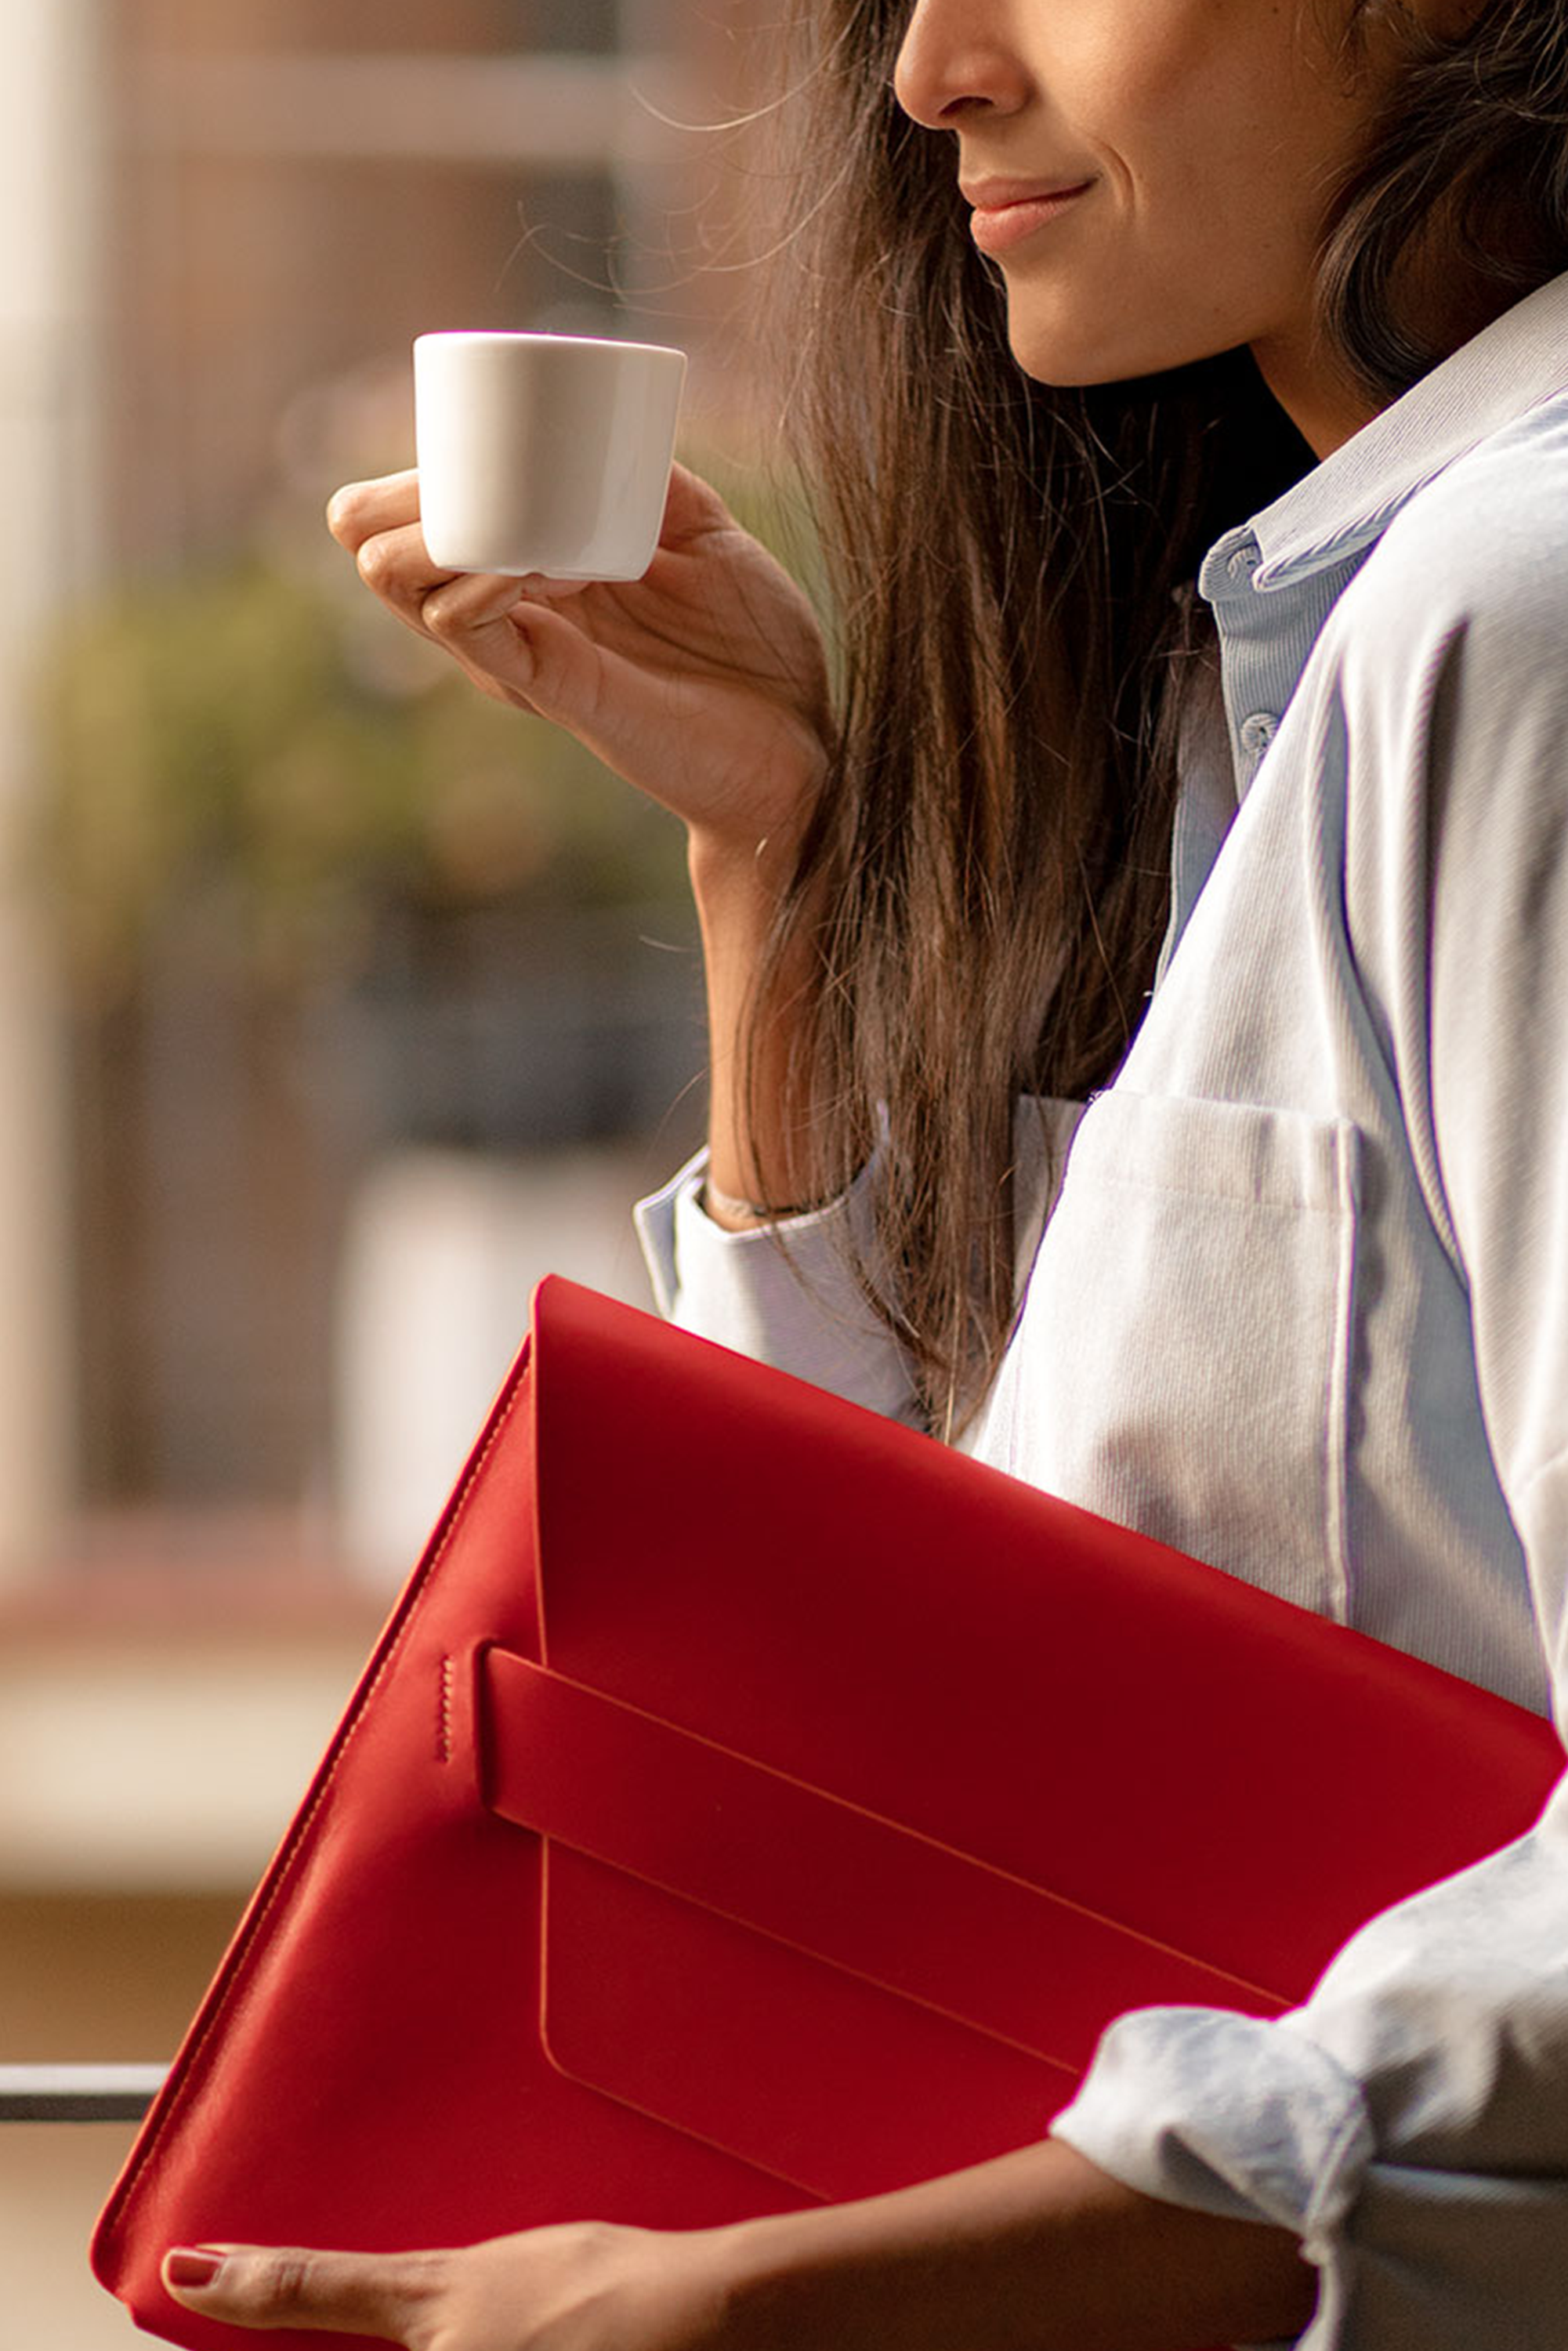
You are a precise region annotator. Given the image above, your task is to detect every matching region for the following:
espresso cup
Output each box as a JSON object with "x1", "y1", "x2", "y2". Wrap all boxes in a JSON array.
[{"x1": 413, "y1": 330, "x2": 687, "y2": 581}]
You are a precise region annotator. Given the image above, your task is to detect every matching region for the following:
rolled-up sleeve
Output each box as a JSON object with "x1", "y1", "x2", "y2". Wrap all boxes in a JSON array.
[{"x1": 1052, "y1": 1803, "x2": 1568, "y2": 2346}]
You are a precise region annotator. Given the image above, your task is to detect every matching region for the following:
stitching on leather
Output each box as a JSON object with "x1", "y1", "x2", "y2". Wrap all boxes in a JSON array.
[
  {"x1": 438, "y1": 1654, "x2": 456, "y2": 1765},
  {"x1": 98, "y1": 1372, "x2": 527, "y2": 2241}
]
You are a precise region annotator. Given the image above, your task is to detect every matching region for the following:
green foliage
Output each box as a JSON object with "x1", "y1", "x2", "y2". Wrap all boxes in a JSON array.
[
  {"x1": 34, "y1": 428, "x2": 829, "y2": 1005},
  {"x1": 35, "y1": 560, "x2": 689, "y2": 999}
]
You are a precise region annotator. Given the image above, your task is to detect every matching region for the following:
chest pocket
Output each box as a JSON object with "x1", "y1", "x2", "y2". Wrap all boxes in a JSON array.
[{"x1": 984, "y1": 1090, "x2": 1362, "y2": 1624}]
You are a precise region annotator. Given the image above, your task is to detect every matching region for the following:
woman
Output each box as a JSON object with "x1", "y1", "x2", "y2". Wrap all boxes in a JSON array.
[{"x1": 165, "y1": 0, "x2": 1568, "y2": 2340}]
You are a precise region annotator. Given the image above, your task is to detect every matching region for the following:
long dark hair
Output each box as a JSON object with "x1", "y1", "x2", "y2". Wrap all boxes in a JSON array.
[{"x1": 745, "y1": 0, "x2": 1568, "y2": 1432}]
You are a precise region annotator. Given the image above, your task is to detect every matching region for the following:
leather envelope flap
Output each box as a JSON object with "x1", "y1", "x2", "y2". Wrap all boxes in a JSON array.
[
  {"x1": 479, "y1": 1646, "x2": 1279, "y2": 2200},
  {"x1": 472, "y1": 1278, "x2": 1563, "y2": 2204}
]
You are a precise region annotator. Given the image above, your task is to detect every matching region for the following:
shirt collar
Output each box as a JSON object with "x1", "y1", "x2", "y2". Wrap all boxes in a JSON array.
[{"x1": 1236, "y1": 270, "x2": 1568, "y2": 590}]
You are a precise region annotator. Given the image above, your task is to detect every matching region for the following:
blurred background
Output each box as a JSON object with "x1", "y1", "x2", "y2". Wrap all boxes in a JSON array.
[{"x1": 0, "y1": 3, "x2": 789, "y2": 2338}]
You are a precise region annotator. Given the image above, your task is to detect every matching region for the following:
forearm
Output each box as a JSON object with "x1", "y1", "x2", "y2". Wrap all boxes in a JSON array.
[
  {"x1": 708, "y1": 2139, "x2": 1315, "y2": 2351},
  {"x1": 164, "y1": 2121, "x2": 1316, "y2": 2350}
]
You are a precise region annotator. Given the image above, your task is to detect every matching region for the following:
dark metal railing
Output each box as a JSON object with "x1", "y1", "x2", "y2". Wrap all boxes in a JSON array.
[{"x1": 0, "y1": 2066, "x2": 165, "y2": 2121}]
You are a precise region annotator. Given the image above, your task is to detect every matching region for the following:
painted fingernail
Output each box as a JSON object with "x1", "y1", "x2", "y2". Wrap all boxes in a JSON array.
[{"x1": 165, "y1": 2249, "x2": 224, "y2": 2289}]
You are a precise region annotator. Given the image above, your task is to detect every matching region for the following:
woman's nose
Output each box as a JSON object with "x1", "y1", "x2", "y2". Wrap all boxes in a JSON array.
[{"x1": 892, "y1": 0, "x2": 1030, "y2": 129}]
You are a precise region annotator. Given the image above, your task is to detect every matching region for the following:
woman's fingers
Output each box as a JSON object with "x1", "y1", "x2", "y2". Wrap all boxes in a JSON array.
[
  {"x1": 328, "y1": 476, "x2": 476, "y2": 639},
  {"x1": 328, "y1": 495, "x2": 541, "y2": 706},
  {"x1": 162, "y1": 2242, "x2": 446, "y2": 2341},
  {"x1": 417, "y1": 574, "x2": 559, "y2": 713},
  {"x1": 350, "y1": 518, "x2": 458, "y2": 624},
  {"x1": 325, "y1": 470, "x2": 422, "y2": 553},
  {"x1": 325, "y1": 473, "x2": 566, "y2": 698}
]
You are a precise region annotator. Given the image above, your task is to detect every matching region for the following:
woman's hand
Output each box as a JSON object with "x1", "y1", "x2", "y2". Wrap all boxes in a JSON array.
[
  {"x1": 162, "y1": 2219, "x2": 736, "y2": 2351},
  {"x1": 326, "y1": 465, "x2": 833, "y2": 861}
]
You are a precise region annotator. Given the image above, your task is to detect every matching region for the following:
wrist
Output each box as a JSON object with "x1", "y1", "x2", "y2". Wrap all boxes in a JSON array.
[
  {"x1": 702, "y1": 1176, "x2": 838, "y2": 1226},
  {"x1": 686, "y1": 822, "x2": 803, "y2": 929},
  {"x1": 689, "y1": 817, "x2": 829, "y2": 1222}
]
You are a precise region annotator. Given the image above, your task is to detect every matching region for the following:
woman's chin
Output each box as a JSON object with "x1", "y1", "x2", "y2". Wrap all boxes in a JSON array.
[{"x1": 1003, "y1": 293, "x2": 1248, "y2": 392}]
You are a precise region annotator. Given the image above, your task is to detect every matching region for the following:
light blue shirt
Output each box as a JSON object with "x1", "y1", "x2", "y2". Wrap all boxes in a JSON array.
[{"x1": 636, "y1": 273, "x2": 1568, "y2": 2347}]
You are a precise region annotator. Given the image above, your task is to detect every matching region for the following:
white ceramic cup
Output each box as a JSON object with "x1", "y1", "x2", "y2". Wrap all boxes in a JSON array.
[{"x1": 413, "y1": 330, "x2": 686, "y2": 582}]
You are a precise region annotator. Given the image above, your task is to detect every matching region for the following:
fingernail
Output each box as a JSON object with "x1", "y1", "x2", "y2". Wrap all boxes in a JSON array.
[{"x1": 165, "y1": 2249, "x2": 224, "y2": 2289}]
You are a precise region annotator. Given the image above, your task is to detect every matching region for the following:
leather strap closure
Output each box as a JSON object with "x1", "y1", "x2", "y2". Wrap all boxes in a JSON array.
[{"x1": 478, "y1": 1646, "x2": 1287, "y2": 2063}]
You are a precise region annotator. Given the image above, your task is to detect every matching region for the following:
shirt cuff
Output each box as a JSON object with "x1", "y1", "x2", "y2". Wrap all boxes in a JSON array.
[
  {"x1": 1049, "y1": 2005, "x2": 1374, "y2": 2350},
  {"x1": 632, "y1": 1148, "x2": 921, "y2": 1423}
]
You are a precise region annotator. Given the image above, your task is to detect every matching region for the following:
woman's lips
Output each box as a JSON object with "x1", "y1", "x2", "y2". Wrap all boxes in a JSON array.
[{"x1": 964, "y1": 179, "x2": 1095, "y2": 255}]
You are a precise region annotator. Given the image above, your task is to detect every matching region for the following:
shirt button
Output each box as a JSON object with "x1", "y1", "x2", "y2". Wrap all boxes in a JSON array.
[
  {"x1": 1226, "y1": 541, "x2": 1262, "y2": 580},
  {"x1": 1239, "y1": 711, "x2": 1277, "y2": 757}
]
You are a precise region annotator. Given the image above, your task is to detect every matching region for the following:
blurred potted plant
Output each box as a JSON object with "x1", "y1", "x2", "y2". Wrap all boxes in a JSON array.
[
  {"x1": 36, "y1": 558, "x2": 691, "y2": 1004},
  {"x1": 31, "y1": 440, "x2": 815, "y2": 1508},
  {"x1": 31, "y1": 555, "x2": 697, "y2": 1504}
]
